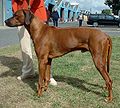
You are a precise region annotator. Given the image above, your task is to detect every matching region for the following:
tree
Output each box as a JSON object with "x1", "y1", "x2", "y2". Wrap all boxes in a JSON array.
[
  {"x1": 105, "y1": 0, "x2": 113, "y2": 7},
  {"x1": 102, "y1": 9, "x2": 112, "y2": 14},
  {"x1": 105, "y1": 0, "x2": 120, "y2": 15}
]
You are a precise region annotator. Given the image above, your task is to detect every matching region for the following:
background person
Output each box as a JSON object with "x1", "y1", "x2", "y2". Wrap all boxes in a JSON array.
[
  {"x1": 51, "y1": 8, "x2": 59, "y2": 27},
  {"x1": 12, "y1": 0, "x2": 57, "y2": 86},
  {"x1": 78, "y1": 14, "x2": 83, "y2": 27}
]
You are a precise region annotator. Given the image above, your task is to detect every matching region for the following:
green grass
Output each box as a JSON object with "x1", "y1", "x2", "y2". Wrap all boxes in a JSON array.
[{"x1": 0, "y1": 36, "x2": 120, "y2": 108}]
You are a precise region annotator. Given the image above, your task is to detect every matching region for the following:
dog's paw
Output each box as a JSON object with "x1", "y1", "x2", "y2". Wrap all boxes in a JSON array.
[
  {"x1": 37, "y1": 89, "x2": 43, "y2": 96},
  {"x1": 104, "y1": 97, "x2": 112, "y2": 102}
]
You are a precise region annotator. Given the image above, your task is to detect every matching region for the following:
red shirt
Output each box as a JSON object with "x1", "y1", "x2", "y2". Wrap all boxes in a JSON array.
[{"x1": 12, "y1": 0, "x2": 47, "y2": 21}]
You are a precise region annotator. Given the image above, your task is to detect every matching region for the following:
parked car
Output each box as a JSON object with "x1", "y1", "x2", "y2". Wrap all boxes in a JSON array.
[{"x1": 87, "y1": 14, "x2": 120, "y2": 27}]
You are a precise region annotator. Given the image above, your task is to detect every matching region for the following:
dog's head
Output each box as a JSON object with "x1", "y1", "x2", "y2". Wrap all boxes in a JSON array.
[{"x1": 5, "y1": 9, "x2": 33, "y2": 27}]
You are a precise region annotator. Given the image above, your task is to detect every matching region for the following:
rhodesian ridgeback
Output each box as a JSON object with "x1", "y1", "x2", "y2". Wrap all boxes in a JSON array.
[{"x1": 5, "y1": 9, "x2": 112, "y2": 102}]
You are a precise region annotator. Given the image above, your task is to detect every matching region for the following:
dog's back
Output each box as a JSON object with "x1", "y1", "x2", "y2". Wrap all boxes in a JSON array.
[{"x1": 42, "y1": 26, "x2": 109, "y2": 57}]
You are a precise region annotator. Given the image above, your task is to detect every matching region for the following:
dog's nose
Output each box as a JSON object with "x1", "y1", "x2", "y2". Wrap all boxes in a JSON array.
[
  {"x1": 5, "y1": 19, "x2": 10, "y2": 26},
  {"x1": 5, "y1": 20, "x2": 8, "y2": 24}
]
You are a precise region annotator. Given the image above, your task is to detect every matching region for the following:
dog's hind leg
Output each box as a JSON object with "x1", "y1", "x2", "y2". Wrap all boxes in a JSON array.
[
  {"x1": 90, "y1": 44, "x2": 112, "y2": 102},
  {"x1": 106, "y1": 37, "x2": 112, "y2": 73}
]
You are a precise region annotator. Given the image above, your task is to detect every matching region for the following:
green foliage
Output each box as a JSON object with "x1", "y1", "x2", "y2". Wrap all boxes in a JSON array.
[
  {"x1": 105, "y1": 0, "x2": 113, "y2": 7},
  {"x1": 102, "y1": 9, "x2": 112, "y2": 14},
  {"x1": 105, "y1": 0, "x2": 120, "y2": 15}
]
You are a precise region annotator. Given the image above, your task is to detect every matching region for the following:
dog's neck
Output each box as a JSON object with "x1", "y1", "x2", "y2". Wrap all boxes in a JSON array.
[{"x1": 24, "y1": 17, "x2": 47, "y2": 40}]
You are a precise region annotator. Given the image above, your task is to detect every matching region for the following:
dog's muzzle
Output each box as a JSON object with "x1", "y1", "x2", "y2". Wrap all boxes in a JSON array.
[{"x1": 5, "y1": 19, "x2": 15, "y2": 27}]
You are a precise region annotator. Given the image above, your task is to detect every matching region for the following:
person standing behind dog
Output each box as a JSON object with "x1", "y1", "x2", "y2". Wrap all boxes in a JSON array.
[
  {"x1": 51, "y1": 8, "x2": 59, "y2": 27},
  {"x1": 78, "y1": 14, "x2": 83, "y2": 27},
  {"x1": 12, "y1": 0, "x2": 57, "y2": 86}
]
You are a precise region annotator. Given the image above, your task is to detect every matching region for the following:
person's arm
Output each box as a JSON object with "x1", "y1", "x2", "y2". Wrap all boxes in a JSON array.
[
  {"x1": 29, "y1": 0, "x2": 34, "y2": 7},
  {"x1": 12, "y1": 0, "x2": 18, "y2": 13},
  {"x1": 57, "y1": 12, "x2": 59, "y2": 18},
  {"x1": 30, "y1": 0, "x2": 40, "y2": 12}
]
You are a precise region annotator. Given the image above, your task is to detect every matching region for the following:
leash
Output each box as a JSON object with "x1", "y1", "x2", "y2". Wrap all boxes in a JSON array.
[{"x1": 28, "y1": 0, "x2": 31, "y2": 10}]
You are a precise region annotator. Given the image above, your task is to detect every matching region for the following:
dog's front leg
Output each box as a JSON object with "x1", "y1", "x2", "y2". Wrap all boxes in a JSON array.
[
  {"x1": 44, "y1": 58, "x2": 52, "y2": 91},
  {"x1": 38, "y1": 58, "x2": 47, "y2": 96}
]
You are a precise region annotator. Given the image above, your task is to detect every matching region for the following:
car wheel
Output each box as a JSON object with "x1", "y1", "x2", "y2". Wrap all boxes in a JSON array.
[
  {"x1": 93, "y1": 22, "x2": 98, "y2": 27},
  {"x1": 118, "y1": 23, "x2": 120, "y2": 27}
]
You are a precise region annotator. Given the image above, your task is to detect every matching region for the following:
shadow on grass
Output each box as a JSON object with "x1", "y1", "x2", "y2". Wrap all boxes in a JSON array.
[
  {"x1": 23, "y1": 75, "x2": 38, "y2": 92},
  {"x1": 0, "y1": 56, "x2": 105, "y2": 97},
  {"x1": 0, "y1": 56, "x2": 38, "y2": 91},
  {"x1": 0, "y1": 56, "x2": 22, "y2": 77},
  {"x1": 0, "y1": 55, "x2": 38, "y2": 92},
  {"x1": 19, "y1": 75, "x2": 105, "y2": 98},
  {"x1": 54, "y1": 75, "x2": 105, "y2": 97}
]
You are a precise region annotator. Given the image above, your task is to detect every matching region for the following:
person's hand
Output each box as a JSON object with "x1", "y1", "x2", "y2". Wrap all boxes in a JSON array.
[
  {"x1": 16, "y1": 0, "x2": 23, "y2": 3},
  {"x1": 18, "y1": 0, "x2": 23, "y2": 1}
]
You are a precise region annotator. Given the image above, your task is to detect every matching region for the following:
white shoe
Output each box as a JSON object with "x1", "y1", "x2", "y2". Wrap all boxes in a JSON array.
[
  {"x1": 17, "y1": 76, "x2": 22, "y2": 80},
  {"x1": 17, "y1": 74, "x2": 35, "y2": 80},
  {"x1": 50, "y1": 78, "x2": 57, "y2": 86}
]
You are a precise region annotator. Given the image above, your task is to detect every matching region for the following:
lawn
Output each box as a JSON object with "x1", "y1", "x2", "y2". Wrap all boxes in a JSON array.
[{"x1": 0, "y1": 36, "x2": 120, "y2": 108}]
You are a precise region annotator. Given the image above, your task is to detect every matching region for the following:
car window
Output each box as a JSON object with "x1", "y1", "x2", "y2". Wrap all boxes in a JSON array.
[
  {"x1": 99, "y1": 15, "x2": 105, "y2": 19},
  {"x1": 106, "y1": 15, "x2": 114, "y2": 20},
  {"x1": 90, "y1": 15, "x2": 98, "y2": 19}
]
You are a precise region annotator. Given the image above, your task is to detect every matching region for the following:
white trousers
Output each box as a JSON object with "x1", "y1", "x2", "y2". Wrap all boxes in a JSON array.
[
  {"x1": 18, "y1": 26, "x2": 53, "y2": 78},
  {"x1": 18, "y1": 26, "x2": 34, "y2": 76}
]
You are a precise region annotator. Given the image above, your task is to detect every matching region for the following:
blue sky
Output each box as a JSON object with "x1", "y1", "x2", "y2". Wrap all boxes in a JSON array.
[{"x1": 64, "y1": 0, "x2": 110, "y2": 13}]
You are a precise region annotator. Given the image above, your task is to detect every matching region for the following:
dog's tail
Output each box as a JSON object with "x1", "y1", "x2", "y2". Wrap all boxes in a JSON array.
[{"x1": 106, "y1": 36, "x2": 112, "y2": 73}]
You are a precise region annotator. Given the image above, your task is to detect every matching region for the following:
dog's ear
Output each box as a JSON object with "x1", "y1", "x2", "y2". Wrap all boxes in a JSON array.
[{"x1": 23, "y1": 10, "x2": 33, "y2": 25}]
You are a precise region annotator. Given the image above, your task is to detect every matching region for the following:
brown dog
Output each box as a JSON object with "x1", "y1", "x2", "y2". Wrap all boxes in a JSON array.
[{"x1": 5, "y1": 9, "x2": 112, "y2": 102}]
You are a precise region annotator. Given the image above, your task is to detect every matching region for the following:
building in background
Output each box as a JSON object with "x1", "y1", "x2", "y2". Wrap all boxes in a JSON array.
[
  {"x1": 0, "y1": 0, "x2": 12, "y2": 26},
  {"x1": 45, "y1": 0, "x2": 57, "y2": 15},
  {"x1": 0, "y1": 0, "x2": 3, "y2": 25},
  {"x1": 45, "y1": 0, "x2": 80, "y2": 22}
]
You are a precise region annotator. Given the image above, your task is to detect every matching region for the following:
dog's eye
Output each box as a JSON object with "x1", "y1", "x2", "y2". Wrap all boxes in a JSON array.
[
  {"x1": 13, "y1": 14, "x2": 19, "y2": 19},
  {"x1": 13, "y1": 14, "x2": 17, "y2": 18},
  {"x1": 13, "y1": 14, "x2": 17, "y2": 16},
  {"x1": 14, "y1": 14, "x2": 19, "y2": 17}
]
